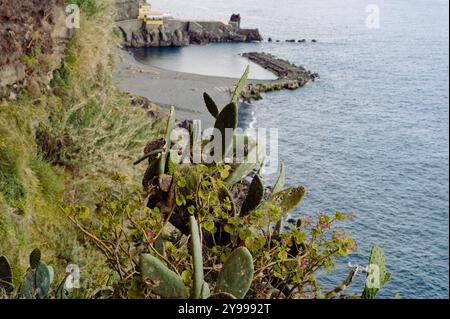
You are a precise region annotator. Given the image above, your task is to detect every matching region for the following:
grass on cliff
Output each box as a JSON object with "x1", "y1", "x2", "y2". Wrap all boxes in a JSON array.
[{"x1": 0, "y1": 0, "x2": 164, "y2": 287}]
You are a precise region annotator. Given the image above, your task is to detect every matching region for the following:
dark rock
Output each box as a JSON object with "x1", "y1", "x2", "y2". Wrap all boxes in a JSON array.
[
  {"x1": 239, "y1": 52, "x2": 318, "y2": 102},
  {"x1": 311, "y1": 39, "x2": 317, "y2": 43},
  {"x1": 0, "y1": 0, "x2": 71, "y2": 99},
  {"x1": 118, "y1": 15, "x2": 261, "y2": 48},
  {"x1": 268, "y1": 37, "x2": 273, "y2": 42}
]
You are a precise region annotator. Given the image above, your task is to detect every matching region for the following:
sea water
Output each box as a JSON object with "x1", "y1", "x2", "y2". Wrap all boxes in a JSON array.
[{"x1": 135, "y1": 0, "x2": 449, "y2": 298}]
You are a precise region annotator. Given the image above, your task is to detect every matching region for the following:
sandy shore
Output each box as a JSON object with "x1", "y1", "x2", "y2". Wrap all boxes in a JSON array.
[{"x1": 115, "y1": 49, "x2": 268, "y2": 127}]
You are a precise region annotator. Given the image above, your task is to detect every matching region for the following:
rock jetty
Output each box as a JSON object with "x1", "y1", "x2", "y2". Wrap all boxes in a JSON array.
[{"x1": 240, "y1": 52, "x2": 319, "y2": 101}]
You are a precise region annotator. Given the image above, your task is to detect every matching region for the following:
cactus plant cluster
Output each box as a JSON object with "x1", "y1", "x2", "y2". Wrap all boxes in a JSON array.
[
  {"x1": 140, "y1": 216, "x2": 254, "y2": 299},
  {"x1": 0, "y1": 249, "x2": 80, "y2": 299},
  {"x1": 0, "y1": 249, "x2": 55, "y2": 299},
  {"x1": 18, "y1": 248, "x2": 54, "y2": 299}
]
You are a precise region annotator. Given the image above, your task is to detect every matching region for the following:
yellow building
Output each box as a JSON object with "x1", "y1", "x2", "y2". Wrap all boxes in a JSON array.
[{"x1": 139, "y1": 3, "x2": 164, "y2": 25}]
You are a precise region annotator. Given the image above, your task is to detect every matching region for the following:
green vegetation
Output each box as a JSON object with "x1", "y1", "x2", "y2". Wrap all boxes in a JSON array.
[
  {"x1": 0, "y1": 0, "x2": 391, "y2": 299},
  {"x1": 0, "y1": 0, "x2": 164, "y2": 290}
]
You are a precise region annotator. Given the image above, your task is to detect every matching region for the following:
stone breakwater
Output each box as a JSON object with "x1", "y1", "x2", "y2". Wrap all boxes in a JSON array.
[
  {"x1": 240, "y1": 52, "x2": 319, "y2": 102},
  {"x1": 116, "y1": 14, "x2": 262, "y2": 48}
]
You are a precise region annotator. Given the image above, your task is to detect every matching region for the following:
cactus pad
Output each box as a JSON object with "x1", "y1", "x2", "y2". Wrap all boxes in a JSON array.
[
  {"x1": 140, "y1": 254, "x2": 189, "y2": 299},
  {"x1": 189, "y1": 216, "x2": 204, "y2": 299},
  {"x1": 215, "y1": 247, "x2": 254, "y2": 299},
  {"x1": 271, "y1": 163, "x2": 286, "y2": 195},
  {"x1": 0, "y1": 256, "x2": 13, "y2": 294},
  {"x1": 240, "y1": 174, "x2": 264, "y2": 216},
  {"x1": 362, "y1": 244, "x2": 391, "y2": 299},
  {"x1": 232, "y1": 65, "x2": 250, "y2": 104},
  {"x1": 214, "y1": 102, "x2": 238, "y2": 159},
  {"x1": 36, "y1": 262, "x2": 52, "y2": 298},
  {"x1": 265, "y1": 186, "x2": 306, "y2": 215},
  {"x1": 29, "y1": 248, "x2": 41, "y2": 269},
  {"x1": 203, "y1": 92, "x2": 219, "y2": 118}
]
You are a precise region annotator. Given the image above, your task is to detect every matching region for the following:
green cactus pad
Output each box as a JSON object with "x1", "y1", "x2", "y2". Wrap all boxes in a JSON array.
[
  {"x1": 0, "y1": 256, "x2": 14, "y2": 294},
  {"x1": 140, "y1": 254, "x2": 189, "y2": 299},
  {"x1": 189, "y1": 216, "x2": 204, "y2": 299},
  {"x1": 232, "y1": 65, "x2": 250, "y2": 104},
  {"x1": 362, "y1": 244, "x2": 391, "y2": 299},
  {"x1": 271, "y1": 163, "x2": 286, "y2": 195},
  {"x1": 240, "y1": 174, "x2": 264, "y2": 216},
  {"x1": 214, "y1": 102, "x2": 238, "y2": 159},
  {"x1": 203, "y1": 92, "x2": 220, "y2": 118},
  {"x1": 36, "y1": 262, "x2": 52, "y2": 298},
  {"x1": 18, "y1": 270, "x2": 36, "y2": 299},
  {"x1": 29, "y1": 248, "x2": 41, "y2": 269},
  {"x1": 201, "y1": 282, "x2": 211, "y2": 299},
  {"x1": 208, "y1": 292, "x2": 236, "y2": 299},
  {"x1": 215, "y1": 247, "x2": 254, "y2": 299},
  {"x1": 265, "y1": 186, "x2": 306, "y2": 215}
]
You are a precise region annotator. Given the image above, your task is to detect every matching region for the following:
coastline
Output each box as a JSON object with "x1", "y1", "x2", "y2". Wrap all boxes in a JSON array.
[
  {"x1": 115, "y1": 49, "x2": 317, "y2": 125},
  {"x1": 115, "y1": 49, "x2": 272, "y2": 126}
]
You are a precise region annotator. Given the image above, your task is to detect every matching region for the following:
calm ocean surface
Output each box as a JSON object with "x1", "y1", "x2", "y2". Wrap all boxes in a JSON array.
[{"x1": 138, "y1": 0, "x2": 449, "y2": 298}]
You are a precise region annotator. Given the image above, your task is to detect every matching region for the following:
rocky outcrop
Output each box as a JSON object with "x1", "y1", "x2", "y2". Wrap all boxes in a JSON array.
[
  {"x1": 115, "y1": 0, "x2": 139, "y2": 21},
  {"x1": 240, "y1": 52, "x2": 319, "y2": 102},
  {"x1": 116, "y1": 15, "x2": 262, "y2": 48},
  {"x1": 0, "y1": 0, "x2": 71, "y2": 99}
]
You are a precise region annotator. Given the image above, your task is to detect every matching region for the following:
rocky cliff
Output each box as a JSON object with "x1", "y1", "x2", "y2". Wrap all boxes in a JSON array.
[
  {"x1": 0, "y1": 0, "x2": 71, "y2": 99},
  {"x1": 116, "y1": 14, "x2": 262, "y2": 48}
]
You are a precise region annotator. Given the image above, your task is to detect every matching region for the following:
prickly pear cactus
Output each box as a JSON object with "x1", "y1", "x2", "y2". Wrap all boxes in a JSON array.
[
  {"x1": 140, "y1": 254, "x2": 189, "y2": 299},
  {"x1": 201, "y1": 282, "x2": 211, "y2": 299},
  {"x1": 189, "y1": 216, "x2": 204, "y2": 299},
  {"x1": 36, "y1": 262, "x2": 53, "y2": 298},
  {"x1": 232, "y1": 65, "x2": 250, "y2": 104},
  {"x1": 203, "y1": 92, "x2": 219, "y2": 118},
  {"x1": 362, "y1": 244, "x2": 391, "y2": 299},
  {"x1": 271, "y1": 163, "x2": 286, "y2": 195},
  {"x1": 214, "y1": 102, "x2": 238, "y2": 159},
  {"x1": 264, "y1": 186, "x2": 306, "y2": 216},
  {"x1": 0, "y1": 256, "x2": 14, "y2": 295},
  {"x1": 215, "y1": 247, "x2": 254, "y2": 299},
  {"x1": 18, "y1": 270, "x2": 36, "y2": 299},
  {"x1": 29, "y1": 248, "x2": 41, "y2": 269},
  {"x1": 240, "y1": 174, "x2": 264, "y2": 216}
]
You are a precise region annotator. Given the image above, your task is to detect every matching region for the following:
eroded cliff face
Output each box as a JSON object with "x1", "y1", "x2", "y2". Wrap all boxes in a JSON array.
[{"x1": 0, "y1": 0, "x2": 71, "y2": 99}]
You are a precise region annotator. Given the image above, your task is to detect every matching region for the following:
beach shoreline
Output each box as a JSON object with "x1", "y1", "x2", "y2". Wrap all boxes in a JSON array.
[
  {"x1": 115, "y1": 49, "x2": 265, "y2": 127},
  {"x1": 115, "y1": 48, "x2": 317, "y2": 126}
]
